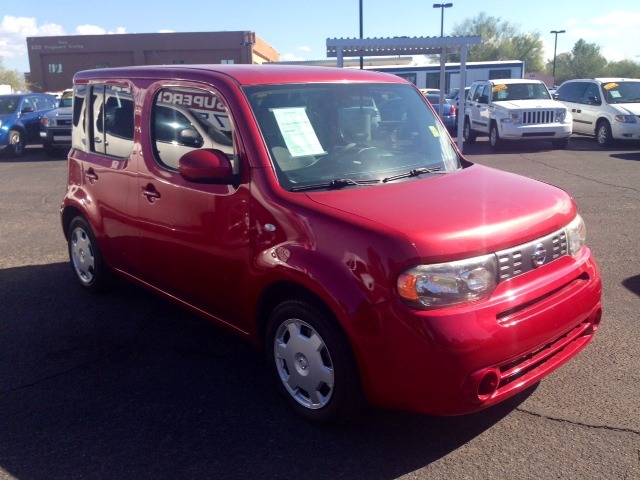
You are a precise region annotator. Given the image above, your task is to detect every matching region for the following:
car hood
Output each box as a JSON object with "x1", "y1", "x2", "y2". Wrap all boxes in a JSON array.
[
  {"x1": 44, "y1": 106, "x2": 72, "y2": 118},
  {"x1": 609, "y1": 102, "x2": 640, "y2": 115},
  {"x1": 494, "y1": 99, "x2": 565, "y2": 110},
  {"x1": 305, "y1": 164, "x2": 575, "y2": 261}
]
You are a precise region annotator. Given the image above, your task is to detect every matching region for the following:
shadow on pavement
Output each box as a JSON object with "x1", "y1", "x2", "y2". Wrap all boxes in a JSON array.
[{"x1": 0, "y1": 262, "x2": 534, "y2": 480}]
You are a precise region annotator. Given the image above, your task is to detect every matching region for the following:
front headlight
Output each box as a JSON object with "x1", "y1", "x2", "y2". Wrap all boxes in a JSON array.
[
  {"x1": 397, "y1": 254, "x2": 498, "y2": 309},
  {"x1": 613, "y1": 114, "x2": 637, "y2": 123},
  {"x1": 500, "y1": 112, "x2": 521, "y2": 124},
  {"x1": 565, "y1": 214, "x2": 586, "y2": 257},
  {"x1": 556, "y1": 109, "x2": 567, "y2": 123}
]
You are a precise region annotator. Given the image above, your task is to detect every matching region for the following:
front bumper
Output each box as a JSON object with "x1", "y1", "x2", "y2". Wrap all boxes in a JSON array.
[
  {"x1": 348, "y1": 247, "x2": 602, "y2": 416},
  {"x1": 498, "y1": 122, "x2": 572, "y2": 141}
]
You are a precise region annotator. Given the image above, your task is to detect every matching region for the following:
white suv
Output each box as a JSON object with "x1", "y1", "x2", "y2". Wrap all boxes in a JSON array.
[
  {"x1": 553, "y1": 78, "x2": 640, "y2": 147},
  {"x1": 464, "y1": 79, "x2": 572, "y2": 149}
]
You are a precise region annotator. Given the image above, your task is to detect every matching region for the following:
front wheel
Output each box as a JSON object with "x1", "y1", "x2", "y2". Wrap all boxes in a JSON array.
[
  {"x1": 6, "y1": 130, "x2": 25, "y2": 157},
  {"x1": 67, "y1": 216, "x2": 113, "y2": 292},
  {"x1": 463, "y1": 118, "x2": 476, "y2": 143},
  {"x1": 489, "y1": 123, "x2": 502, "y2": 150},
  {"x1": 596, "y1": 120, "x2": 613, "y2": 147},
  {"x1": 265, "y1": 299, "x2": 363, "y2": 423}
]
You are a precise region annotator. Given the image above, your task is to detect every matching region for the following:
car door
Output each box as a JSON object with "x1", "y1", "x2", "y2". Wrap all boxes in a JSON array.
[
  {"x1": 73, "y1": 83, "x2": 141, "y2": 273},
  {"x1": 19, "y1": 96, "x2": 46, "y2": 143},
  {"x1": 469, "y1": 84, "x2": 491, "y2": 133},
  {"x1": 556, "y1": 81, "x2": 589, "y2": 134},
  {"x1": 136, "y1": 83, "x2": 252, "y2": 331}
]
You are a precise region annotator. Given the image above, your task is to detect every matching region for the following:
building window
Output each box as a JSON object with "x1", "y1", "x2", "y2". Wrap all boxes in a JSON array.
[
  {"x1": 221, "y1": 59, "x2": 235, "y2": 64},
  {"x1": 95, "y1": 62, "x2": 110, "y2": 69},
  {"x1": 489, "y1": 69, "x2": 512, "y2": 80},
  {"x1": 48, "y1": 63, "x2": 63, "y2": 74}
]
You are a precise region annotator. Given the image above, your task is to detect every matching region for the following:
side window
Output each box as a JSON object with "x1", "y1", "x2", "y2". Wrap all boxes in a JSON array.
[
  {"x1": 471, "y1": 85, "x2": 482, "y2": 102},
  {"x1": 556, "y1": 82, "x2": 587, "y2": 103},
  {"x1": 151, "y1": 86, "x2": 235, "y2": 171},
  {"x1": 580, "y1": 83, "x2": 601, "y2": 105},
  {"x1": 21, "y1": 97, "x2": 34, "y2": 113},
  {"x1": 89, "y1": 84, "x2": 134, "y2": 158},
  {"x1": 478, "y1": 85, "x2": 491, "y2": 104},
  {"x1": 72, "y1": 85, "x2": 87, "y2": 151}
]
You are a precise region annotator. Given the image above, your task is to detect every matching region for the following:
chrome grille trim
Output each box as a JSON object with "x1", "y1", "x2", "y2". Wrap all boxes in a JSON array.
[
  {"x1": 521, "y1": 110, "x2": 556, "y2": 125},
  {"x1": 495, "y1": 228, "x2": 567, "y2": 281}
]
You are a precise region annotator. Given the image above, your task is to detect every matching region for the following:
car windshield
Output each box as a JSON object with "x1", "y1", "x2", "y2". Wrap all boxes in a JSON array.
[
  {"x1": 602, "y1": 81, "x2": 640, "y2": 103},
  {"x1": 492, "y1": 83, "x2": 551, "y2": 101},
  {"x1": 244, "y1": 83, "x2": 460, "y2": 191},
  {"x1": 0, "y1": 96, "x2": 19, "y2": 115}
]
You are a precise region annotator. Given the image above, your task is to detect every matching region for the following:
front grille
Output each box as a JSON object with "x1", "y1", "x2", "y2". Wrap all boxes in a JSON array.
[
  {"x1": 496, "y1": 229, "x2": 567, "y2": 281},
  {"x1": 521, "y1": 110, "x2": 556, "y2": 124}
]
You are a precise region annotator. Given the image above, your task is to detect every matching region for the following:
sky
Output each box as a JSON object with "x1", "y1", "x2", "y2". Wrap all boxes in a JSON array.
[{"x1": 2, "y1": 0, "x2": 640, "y2": 73}]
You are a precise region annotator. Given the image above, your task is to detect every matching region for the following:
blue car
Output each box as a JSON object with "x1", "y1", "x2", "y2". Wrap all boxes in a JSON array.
[
  {"x1": 424, "y1": 93, "x2": 458, "y2": 133},
  {"x1": 0, "y1": 93, "x2": 57, "y2": 157}
]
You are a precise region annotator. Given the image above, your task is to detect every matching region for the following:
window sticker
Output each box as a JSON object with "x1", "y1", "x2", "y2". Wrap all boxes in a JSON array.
[
  {"x1": 603, "y1": 83, "x2": 618, "y2": 90},
  {"x1": 492, "y1": 84, "x2": 508, "y2": 93},
  {"x1": 271, "y1": 107, "x2": 326, "y2": 157},
  {"x1": 609, "y1": 90, "x2": 622, "y2": 99},
  {"x1": 429, "y1": 125, "x2": 441, "y2": 137}
]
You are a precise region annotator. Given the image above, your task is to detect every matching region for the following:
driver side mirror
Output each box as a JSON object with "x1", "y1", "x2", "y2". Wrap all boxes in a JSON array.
[{"x1": 178, "y1": 148, "x2": 236, "y2": 184}]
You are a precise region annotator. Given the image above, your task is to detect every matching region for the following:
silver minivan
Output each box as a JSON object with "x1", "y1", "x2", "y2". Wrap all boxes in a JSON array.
[{"x1": 554, "y1": 78, "x2": 640, "y2": 147}]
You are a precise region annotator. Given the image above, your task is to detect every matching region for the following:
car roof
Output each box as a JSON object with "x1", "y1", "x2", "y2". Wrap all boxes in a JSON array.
[
  {"x1": 486, "y1": 79, "x2": 543, "y2": 85},
  {"x1": 73, "y1": 64, "x2": 409, "y2": 87}
]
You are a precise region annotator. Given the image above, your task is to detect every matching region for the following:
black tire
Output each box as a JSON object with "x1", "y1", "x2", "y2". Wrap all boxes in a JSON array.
[
  {"x1": 265, "y1": 299, "x2": 363, "y2": 423},
  {"x1": 7, "y1": 130, "x2": 25, "y2": 157},
  {"x1": 463, "y1": 117, "x2": 476, "y2": 143},
  {"x1": 489, "y1": 123, "x2": 502, "y2": 150},
  {"x1": 67, "y1": 216, "x2": 113, "y2": 292},
  {"x1": 552, "y1": 137, "x2": 569, "y2": 150},
  {"x1": 596, "y1": 120, "x2": 613, "y2": 147}
]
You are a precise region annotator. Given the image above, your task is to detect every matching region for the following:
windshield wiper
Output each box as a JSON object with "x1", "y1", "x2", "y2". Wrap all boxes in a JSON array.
[
  {"x1": 382, "y1": 166, "x2": 445, "y2": 183},
  {"x1": 290, "y1": 178, "x2": 380, "y2": 192}
]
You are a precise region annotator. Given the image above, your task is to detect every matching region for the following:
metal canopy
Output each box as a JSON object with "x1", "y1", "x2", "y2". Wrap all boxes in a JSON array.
[{"x1": 326, "y1": 36, "x2": 482, "y2": 66}]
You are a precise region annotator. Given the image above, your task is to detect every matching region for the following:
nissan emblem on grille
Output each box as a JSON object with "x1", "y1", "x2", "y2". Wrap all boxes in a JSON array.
[{"x1": 531, "y1": 243, "x2": 547, "y2": 268}]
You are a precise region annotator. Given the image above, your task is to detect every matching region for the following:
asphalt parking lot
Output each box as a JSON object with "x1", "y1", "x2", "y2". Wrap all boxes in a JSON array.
[{"x1": 1, "y1": 137, "x2": 639, "y2": 480}]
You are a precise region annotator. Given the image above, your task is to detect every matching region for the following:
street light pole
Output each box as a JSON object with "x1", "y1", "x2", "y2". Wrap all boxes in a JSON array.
[
  {"x1": 359, "y1": 0, "x2": 363, "y2": 69},
  {"x1": 433, "y1": 3, "x2": 453, "y2": 37},
  {"x1": 550, "y1": 29, "x2": 565, "y2": 84}
]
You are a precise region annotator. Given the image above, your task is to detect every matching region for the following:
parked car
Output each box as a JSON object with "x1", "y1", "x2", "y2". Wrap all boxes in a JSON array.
[
  {"x1": 0, "y1": 93, "x2": 57, "y2": 156},
  {"x1": 446, "y1": 87, "x2": 470, "y2": 107},
  {"x1": 424, "y1": 93, "x2": 457, "y2": 132},
  {"x1": 40, "y1": 89, "x2": 73, "y2": 156},
  {"x1": 463, "y1": 79, "x2": 572, "y2": 149},
  {"x1": 553, "y1": 78, "x2": 640, "y2": 147},
  {"x1": 61, "y1": 65, "x2": 602, "y2": 423}
]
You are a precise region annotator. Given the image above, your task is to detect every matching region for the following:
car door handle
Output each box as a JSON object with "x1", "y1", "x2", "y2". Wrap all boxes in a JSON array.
[
  {"x1": 85, "y1": 168, "x2": 98, "y2": 183},
  {"x1": 93, "y1": 137, "x2": 102, "y2": 144},
  {"x1": 141, "y1": 184, "x2": 161, "y2": 203}
]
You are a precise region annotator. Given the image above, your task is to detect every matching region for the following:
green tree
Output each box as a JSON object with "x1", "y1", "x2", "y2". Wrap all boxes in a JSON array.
[
  {"x1": 606, "y1": 59, "x2": 640, "y2": 78},
  {"x1": 547, "y1": 40, "x2": 607, "y2": 84},
  {"x1": 448, "y1": 12, "x2": 545, "y2": 72},
  {"x1": 0, "y1": 58, "x2": 28, "y2": 92}
]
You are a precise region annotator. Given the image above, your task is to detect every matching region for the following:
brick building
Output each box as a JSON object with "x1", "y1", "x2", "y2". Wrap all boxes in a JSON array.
[{"x1": 26, "y1": 31, "x2": 279, "y2": 92}]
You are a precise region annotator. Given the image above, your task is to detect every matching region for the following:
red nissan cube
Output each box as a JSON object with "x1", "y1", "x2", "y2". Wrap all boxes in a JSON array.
[{"x1": 61, "y1": 65, "x2": 602, "y2": 422}]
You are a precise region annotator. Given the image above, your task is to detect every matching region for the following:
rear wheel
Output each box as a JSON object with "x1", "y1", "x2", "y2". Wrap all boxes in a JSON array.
[
  {"x1": 265, "y1": 299, "x2": 363, "y2": 423},
  {"x1": 596, "y1": 120, "x2": 613, "y2": 147},
  {"x1": 67, "y1": 216, "x2": 113, "y2": 292}
]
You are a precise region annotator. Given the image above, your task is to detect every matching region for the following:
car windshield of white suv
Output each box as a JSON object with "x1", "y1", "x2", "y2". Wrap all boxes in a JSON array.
[
  {"x1": 244, "y1": 83, "x2": 461, "y2": 191},
  {"x1": 492, "y1": 83, "x2": 551, "y2": 101},
  {"x1": 602, "y1": 81, "x2": 640, "y2": 103}
]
